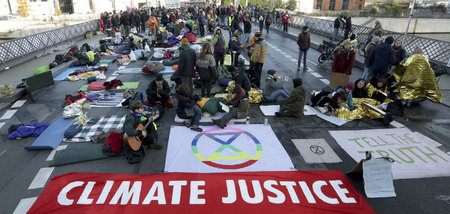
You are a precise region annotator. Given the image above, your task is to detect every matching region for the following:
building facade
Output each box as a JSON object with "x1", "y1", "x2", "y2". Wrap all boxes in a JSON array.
[{"x1": 314, "y1": 0, "x2": 365, "y2": 11}]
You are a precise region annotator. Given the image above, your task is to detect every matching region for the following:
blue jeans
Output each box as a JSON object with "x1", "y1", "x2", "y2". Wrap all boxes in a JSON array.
[
  {"x1": 191, "y1": 105, "x2": 202, "y2": 126},
  {"x1": 332, "y1": 28, "x2": 339, "y2": 41},
  {"x1": 265, "y1": 86, "x2": 290, "y2": 102},
  {"x1": 242, "y1": 33, "x2": 250, "y2": 47},
  {"x1": 362, "y1": 67, "x2": 372, "y2": 82},
  {"x1": 298, "y1": 49, "x2": 307, "y2": 68}
]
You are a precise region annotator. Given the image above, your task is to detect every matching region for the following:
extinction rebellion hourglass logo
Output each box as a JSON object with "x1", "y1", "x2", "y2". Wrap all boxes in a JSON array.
[{"x1": 191, "y1": 127, "x2": 262, "y2": 169}]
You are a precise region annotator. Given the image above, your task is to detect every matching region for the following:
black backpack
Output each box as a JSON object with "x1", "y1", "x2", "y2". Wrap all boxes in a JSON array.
[
  {"x1": 81, "y1": 43, "x2": 91, "y2": 52},
  {"x1": 122, "y1": 91, "x2": 144, "y2": 107}
]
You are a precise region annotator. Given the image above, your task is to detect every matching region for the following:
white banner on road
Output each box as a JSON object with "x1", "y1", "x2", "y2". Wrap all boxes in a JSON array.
[
  {"x1": 292, "y1": 139, "x2": 342, "y2": 163},
  {"x1": 165, "y1": 125, "x2": 295, "y2": 173},
  {"x1": 329, "y1": 128, "x2": 450, "y2": 179}
]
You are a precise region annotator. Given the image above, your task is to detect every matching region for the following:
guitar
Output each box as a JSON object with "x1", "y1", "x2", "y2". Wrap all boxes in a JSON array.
[{"x1": 123, "y1": 114, "x2": 156, "y2": 151}]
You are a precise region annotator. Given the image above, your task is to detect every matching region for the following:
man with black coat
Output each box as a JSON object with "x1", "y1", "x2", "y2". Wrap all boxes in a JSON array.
[
  {"x1": 333, "y1": 15, "x2": 343, "y2": 41},
  {"x1": 120, "y1": 12, "x2": 131, "y2": 36},
  {"x1": 178, "y1": 38, "x2": 197, "y2": 93},
  {"x1": 344, "y1": 16, "x2": 352, "y2": 39},
  {"x1": 161, "y1": 12, "x2": 169, "y2": 26},
  {"x1": 140, "y1": 10, "x2": 149, "y2": 33},
  {"x1": 229, "y1": 65, "x2": 251, "y2": 94},
  {"x1": 368, "y1": 36, "x2": 396, "y2": 79},
  {"x1": 146, "y1": 74, "x2": 170, "y2": 110},
  {"x1": 242, "y1": 17, "x2": 252, "y2": 47},
  {"x1": 133, "y1": 12, "x2": 141, "y2": 34}
]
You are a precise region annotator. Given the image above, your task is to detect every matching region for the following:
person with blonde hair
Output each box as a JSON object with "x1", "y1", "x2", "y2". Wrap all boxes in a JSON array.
[
  {"x1": 196, "y1": 43, "x2": 216, "y2": 98},
  {"x1": 330, "y1": 40, "x2": 356, "y2": 89}
]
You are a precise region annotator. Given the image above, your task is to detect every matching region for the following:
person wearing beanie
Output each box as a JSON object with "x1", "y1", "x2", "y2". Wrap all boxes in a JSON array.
[
  {"x1": 263, "y1": 70, "x2": 290, "y2": 103},
  {"x1": 275, "y1": 78, "x2": 306, "y2": 117},
  {"x1": 212, "y1": 84, "x2": 250, "y2": 129},
  {"x1": 250, "y1": 32, "x2": 268, "y2": 87},
  {"x1": 178, "y1": 38, "x2": 197, "y2": 93},
  {"x1": 362, "y1": 36, "x2": 382, "y2": 82},
  {"x1": 297, "y1": 26, "x2": 311, "y2": 71},
  {"x1": 211, "y1": 27, "x2": 227, "y2": 66},
  {"x1": 146, "y1": 73, "x2": 170, "y2": 116},
  {"x1": 368, "y1": 35, "x2": 396, "y2": 79}
]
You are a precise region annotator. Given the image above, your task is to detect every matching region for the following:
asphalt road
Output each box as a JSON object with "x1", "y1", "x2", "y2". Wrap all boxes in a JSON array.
[{"x1": 0, "y1": 26, "x2": 449, "y2": 214}]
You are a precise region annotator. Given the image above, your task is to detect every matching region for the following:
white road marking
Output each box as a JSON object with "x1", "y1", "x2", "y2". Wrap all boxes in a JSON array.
[
  {"x1": 390, "y1": 121, "x2": 405, "y2": 128},
  {"x1": 0, "y1": 122, "x2": 5, "y2": 129},
  {"x1": 0, "y1": 109, "x2": 18, "y2": 120},
  {"x1": 320, "y1": 79, "x2": 330, "y2": 84},
  {"x1": 28, "y1": 167, "x2": 55, "y2": 190},
  {"x1": 13, "y1": 197, "x2": 37, "y2": 214},
  {"x1": 106, "y1": 76, "x2": 116, "y2": 82},
  {"x1": 310, "y1": 72, "x2": 322, "y2": 78},
  {"x1": 0, "y1": 149, "x2": 6, "y2": 157},
  {"x1": 46, "y1": 145, "x2": 68, "y2": 161},
  {"x1": 307, "y1": 59, "x2": 319, "y2": 67},
  {"x1": 11, "y1": 100, "x2": 26, "y2": 108}
]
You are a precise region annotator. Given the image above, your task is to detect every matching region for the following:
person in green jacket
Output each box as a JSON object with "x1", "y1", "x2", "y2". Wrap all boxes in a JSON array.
[
  {"x1": 211, "y1": 27, "x2": 227, "y2": 66},
  {"x1": 186, "y1": 19, "x2": 195, "y2": 33},
  {"x1": 275, "y1": 78, "x2": 306, "y2": 118}
]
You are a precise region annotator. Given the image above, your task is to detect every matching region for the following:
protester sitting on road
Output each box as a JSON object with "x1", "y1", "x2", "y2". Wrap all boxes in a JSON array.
[
  {"x1": 367, "y1": 77, "x2": 388, "y2": 104},
  {"x1": 352, "y1": 79, "x2": 369, "y2": 99},
  {"x1": 175, "y1": 83, "x2": 203, "y2": 132},
  {"x1": 196, "y1": 43, "x2": 216, "y2": 98},
  {"x1": 212, "y1": 84, "x2": 250, "y2": 129},
  {"x1": 229, "y1": 65, "x2": 251, "y2": 94},
  {"x1": 123, "y1": 101, "x2": 161, "y2": 163},
  {"x1": 262, "y1": 70, "x2": 290, "y2": 103},
  {"x1": 275, "y1": 78, "x2": 305, "y2": 117},
  {"x1": 146, "y1": 74, "x2": 170, "y2": 116}
]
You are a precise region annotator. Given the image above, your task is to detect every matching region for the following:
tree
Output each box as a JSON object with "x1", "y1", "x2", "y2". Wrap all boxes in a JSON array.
[
  {"x1": 17, "y1": 0, "x2": 31, "y2": 17},
  {"x1": 286, "y1": 0, "x2": 297, "y2": 11},
  {"x1": 275, "y1": 0, "x2": 284, "y2": 9},
  {"x1": 222, "y1": 0, "x2": 233, "y2": 6}
]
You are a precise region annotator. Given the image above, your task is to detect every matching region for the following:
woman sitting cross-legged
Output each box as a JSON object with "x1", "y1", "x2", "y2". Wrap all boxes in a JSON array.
[
  {"x1": 175, "y1": 83, "x2": 203, "y2": 132},
  {"x1": 262, "y1": 69, "x2": 290, "y2": 103},
  {"x1": 275, "y1": 78, "x2": 306, "y2": 117},
  {"x1": 212, "y1": 84, "x2": 250, "y2": 129}
]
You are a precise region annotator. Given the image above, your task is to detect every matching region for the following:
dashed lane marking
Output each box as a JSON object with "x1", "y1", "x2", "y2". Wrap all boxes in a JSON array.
[
  {"x1": 0, "y1": 122, "x2": 5, "y2": 129},
  {"x1": 0, "y1": 109, "x2": 17, "y2": 120},
  {"x1": 310, "y1": 72, "x2": 322, "y2": 78},
  {"x1": 13, "y1": 197, "x2": 37, "y2": 214},
  {"x1": 106, "y1": 76, "x2": 117, "y2": 82},
  {"x1": 28, "y1": 167, "x2": 54, "y2": 190},
  {"x1": 11, "y1": 100, "x2": 26, "y2": 108},
  {"x1": 46, "y1": 145, "x2": 68, "y2": 161},
  {"x1": 0, "y1": 149, "x2": 6, "y2": 157},
  {"x1": 320, "y1": 79, "x2": 330, "y2": 84}
]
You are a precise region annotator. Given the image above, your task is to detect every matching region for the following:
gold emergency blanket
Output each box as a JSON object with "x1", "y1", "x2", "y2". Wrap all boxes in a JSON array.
[
  {"x1": 393, "y1": 54, "x2": 442, "y2": 103},
  {"x1": 223, "y1": 81, "x2": 262, "y2": 104},
  {"x1": 337, "y1": 98, "x2": 385, "y2": 121}
]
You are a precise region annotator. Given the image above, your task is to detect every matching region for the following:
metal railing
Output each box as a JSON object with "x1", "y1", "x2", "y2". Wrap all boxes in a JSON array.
[
  {"x1": 289, "y1": 15, "x2": 450, "y2": 67},
  {"x1": 0, "y1": 20, "x2": 99, "y2": 69}
]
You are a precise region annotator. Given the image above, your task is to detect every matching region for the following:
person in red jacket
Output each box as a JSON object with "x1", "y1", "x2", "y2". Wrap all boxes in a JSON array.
[
  {"x1": 330, "y1": 40, "x2": 356, "y2": 89},
  {"x1": 297, "y1": 26, "x2": 310, "y2": 71},
  {"x1": 281, "y1": 11, "x2": 290, "y2": 32}
]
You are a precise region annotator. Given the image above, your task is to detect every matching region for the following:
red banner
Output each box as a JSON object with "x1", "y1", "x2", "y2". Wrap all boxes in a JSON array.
[{"x1": 28, "y1": 171, "x2": 374, "y2": 214}]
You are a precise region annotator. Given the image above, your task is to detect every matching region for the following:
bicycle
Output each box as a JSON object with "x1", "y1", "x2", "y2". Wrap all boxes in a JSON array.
[{"x1": 318, "y1": 40, "x2": 337, "y2": 63}]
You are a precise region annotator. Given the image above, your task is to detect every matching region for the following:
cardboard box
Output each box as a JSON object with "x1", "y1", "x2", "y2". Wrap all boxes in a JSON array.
[{"x1": 329, "y1": 72, "x2": 349, "y2": 90}]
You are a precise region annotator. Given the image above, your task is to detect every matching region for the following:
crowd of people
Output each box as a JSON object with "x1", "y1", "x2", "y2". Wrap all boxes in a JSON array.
[{"x1": 100, "y1": 4, "x2": 441, "y2": 164}]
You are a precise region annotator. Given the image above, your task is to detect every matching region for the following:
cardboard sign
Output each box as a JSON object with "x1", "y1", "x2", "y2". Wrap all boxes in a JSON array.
[{"x1": 28, "y1": 171, "x2": 375, "y2": 214}]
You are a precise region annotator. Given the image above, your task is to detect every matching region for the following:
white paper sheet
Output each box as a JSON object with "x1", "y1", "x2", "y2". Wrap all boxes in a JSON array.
[{"x1": 363, "y1": 158, "x2": 396, "y2": 198}]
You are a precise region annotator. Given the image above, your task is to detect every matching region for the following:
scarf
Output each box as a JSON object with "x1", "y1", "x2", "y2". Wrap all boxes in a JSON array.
[{"x1": 130, "y1": 110, "x2": 142, "y2": 119}]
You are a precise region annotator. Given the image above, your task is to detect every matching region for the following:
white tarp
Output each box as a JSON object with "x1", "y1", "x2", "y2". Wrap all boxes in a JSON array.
[
  {"x1": 259, "y1": 105, "x2": 318, "y2": 116},
  {"x1": 165, "y1": 125, "x2": 295, "y2": 173},
  {"x1": 329, "y1": 128, "x2": 450, "y2": 179},
  {"x1": 292, "y1": 139, "x2": 342, "y2": 163}
]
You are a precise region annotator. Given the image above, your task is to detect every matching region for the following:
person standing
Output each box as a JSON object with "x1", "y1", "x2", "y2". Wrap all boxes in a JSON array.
[
  {"x1": 297, "y1": 26, "x2": 311, "y2": 72},
  {"x1": 140, "y1": 10, "x2": 148, "y2": 33},
  {"x1": 211, "y1": 27, "x2": 227, "y2": 66},
  {"x1": 229, "y1": 30, "x2": 244, "y2": 67},
  {"x1": 275, "y1": 78, "x2": 306, "y2": 117},
  {"x1": 178, "y1": 38, "x2": 197, "y2": 93},
  {"x1": 120, "y1": 11, "x2": 131, "y2": 37},
  {"x1": 265, "y1": 12, "x2": 271, "y2": 35},
  {"x1": 330, "y1": 40, "x2": 356, "y2": 89},
  {"x1": 362, "y1": 36, "x2": 381, "y2": 82},
  {"x1": 242, "y1": 16, "x2": 252, "y2": 47},
  {"x1": 148, "y1": 15, "x2": 159, "y2": 37},
  {"x1": 282, "y1": 11, "x2": 290, "y2": 32},
  {"x1": 368, "y1": 36, "x2": 396, "y2": 80},
  {"x1": 198, "y1": 11, "x2": 207, "y2": 37},
  {"x1": 393, "y1": 39, "x2": 407, "y2": 66},
  {"x1": 196, "y1": 43, "x2": 216, "y2": 98},
  {"x1": 250, "y1": 32, "x2": 268, "y2": 88},
  {"x1": 258, "y1": 12, "x2": 264, "y2": 33},
  {"x1": 344, "y1": 16, "x2": 352, "y2": 39},
  {"x1": 333, "y1": 15, "x2": 343, "y2": 41}
]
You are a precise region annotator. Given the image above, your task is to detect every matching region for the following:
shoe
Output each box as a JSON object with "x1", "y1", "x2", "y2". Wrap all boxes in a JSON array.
[
  {"x1": 183, "y1": 120, "x2": 192, "y2": 128},
  {"x1": 303, "y1": 67, "x2": 309, "y2": 71},
  {"x1": 212, "y1": 119, "x2": 225, "y2": 129},
  {"x1": 297, "y1": 66, "x2": 300, "y2": 71},
  {"x1": 191, "y1": 126, "x2": 203, "y2": 132},
  {"x1": 147, "y1": 144, "x2": 163, "y2": 150}
]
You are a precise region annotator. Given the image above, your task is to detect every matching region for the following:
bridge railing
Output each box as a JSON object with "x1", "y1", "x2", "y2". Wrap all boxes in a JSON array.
[
  {"x1": 0, "y1": 20, "x2": 99, "y2": 70},
  {"x1": 289, "y1": 15, "x2": 450, "y2": 67}
]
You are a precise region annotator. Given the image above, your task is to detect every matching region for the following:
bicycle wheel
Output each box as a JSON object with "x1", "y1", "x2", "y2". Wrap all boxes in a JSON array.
[{"x1": 318, "y1": 54, "x2": 327, "y2": 63}]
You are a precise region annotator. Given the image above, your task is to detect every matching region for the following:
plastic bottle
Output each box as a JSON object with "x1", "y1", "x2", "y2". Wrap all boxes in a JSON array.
[{"x1": 246, "y1": 117, "x2": 250, "y2": 125}]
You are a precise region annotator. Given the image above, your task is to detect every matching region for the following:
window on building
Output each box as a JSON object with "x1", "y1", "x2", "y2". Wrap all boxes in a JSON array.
[
  {"x1": 342, "y1": 0, "x2": 349, "y2": 10},
  {"x1": 316, "y1": 0, "x2": 323, "y2": 10},
  {"x1": 359, "y1": 4, "x2": 362, "y2": 10},
  {"x1": 329, "y1": 0, "x2": 335, "y2": 11}
]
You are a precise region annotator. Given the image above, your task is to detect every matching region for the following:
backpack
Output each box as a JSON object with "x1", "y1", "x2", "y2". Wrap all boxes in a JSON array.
[
  {"x1": 122, "y1": 91, "x2": 144, "y2": 108},
  {"x1": 259, "y1": 16, "x2": 264, "y2": 21},
  {"x1": 267, "y1": 18, "x2": 271, "y2": 24},
  {"x1": 100, "y1": 43, "x2": 108, "y2": 52},
  {"x1": 68, "y1": 45, "x2": 78, "y2": 56},
  {"x1": 65, "y1": 92, "x2": 87, "y2": 105},
  {"x1": 81, "y1": 43, "x2": 91, "y2": 52}
]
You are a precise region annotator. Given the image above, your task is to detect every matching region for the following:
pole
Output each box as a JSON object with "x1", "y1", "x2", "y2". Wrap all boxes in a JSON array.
[{"x1": 403, "y1": 0, "x2": 416, "y2": 45}]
